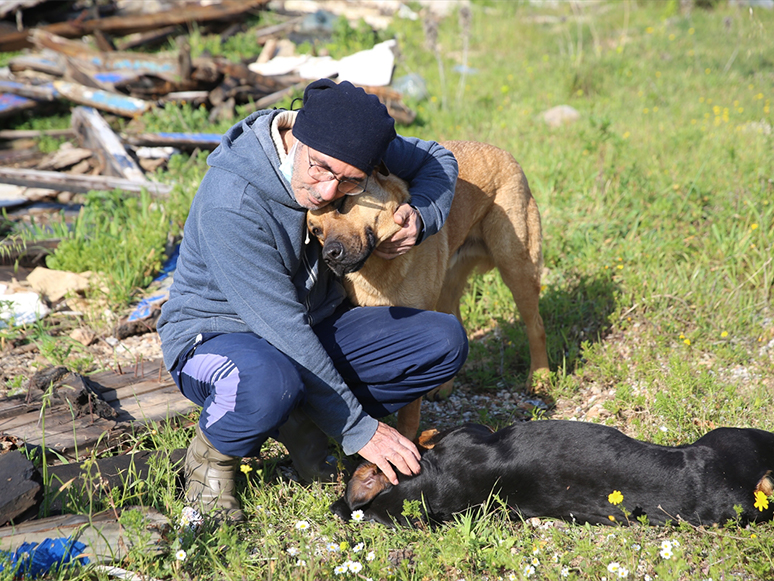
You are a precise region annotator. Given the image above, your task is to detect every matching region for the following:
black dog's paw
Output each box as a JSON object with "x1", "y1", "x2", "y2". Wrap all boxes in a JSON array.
[{"x1": 330, "y1": 498, "x2": 352, "y2": 521}]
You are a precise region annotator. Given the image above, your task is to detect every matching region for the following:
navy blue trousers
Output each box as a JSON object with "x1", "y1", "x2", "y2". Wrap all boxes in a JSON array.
[{"x1": 170, "y1": 304, "x2": 468, "y2": 457}]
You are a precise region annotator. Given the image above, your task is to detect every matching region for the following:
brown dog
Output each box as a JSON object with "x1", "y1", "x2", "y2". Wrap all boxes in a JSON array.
[{"x1": 307, "y1": 141, "x2": 549, "y2": 439}]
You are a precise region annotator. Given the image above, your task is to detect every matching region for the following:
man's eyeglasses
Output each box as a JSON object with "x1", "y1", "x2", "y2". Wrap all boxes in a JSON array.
[{"x1": 306, "y1": 147, "x2": 369, "y2": 196}]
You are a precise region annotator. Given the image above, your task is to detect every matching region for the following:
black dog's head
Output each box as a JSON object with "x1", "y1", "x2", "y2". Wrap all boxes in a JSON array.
[
  {"x1": 330, "y1": 427, "x2": 471, "y2": 527},
  {"x1": 330, "y1": 460, "x2": 415, "y2": 527}
]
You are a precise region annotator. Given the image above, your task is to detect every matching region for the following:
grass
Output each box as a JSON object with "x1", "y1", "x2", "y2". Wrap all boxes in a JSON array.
[{"x1": 1, "y1": 1, "x2": 773, "y2": 579}]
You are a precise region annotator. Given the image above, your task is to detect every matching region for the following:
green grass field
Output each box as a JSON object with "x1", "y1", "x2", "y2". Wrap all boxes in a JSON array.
[{"x1": 3, "y1": 1, "x2": 774, "y2": 579}]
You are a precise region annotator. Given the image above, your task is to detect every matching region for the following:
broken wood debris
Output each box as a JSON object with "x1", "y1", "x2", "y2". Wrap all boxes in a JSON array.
[
  {"x1": 0, "y1": 450, "x2": 42, "y2": 526},
  {"x1": 0, "y1": 166, "x2": 173, "y2": 197},
  {"x1": 71, "y1": 106, "x2": 147, "y2": 182},
  {"x1": 0, "y1": 0, "x2": 271, "y2": 52},
  {"x1": 0, "y1": 358, "x2": 194, "y2": 459}
]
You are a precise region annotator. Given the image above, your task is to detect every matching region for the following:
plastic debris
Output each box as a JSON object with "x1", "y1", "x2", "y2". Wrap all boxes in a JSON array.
[
  {"x1": 0, "y1": 285, "x2": 50, "y2": 328},
  {"x1": 0, "y1": 537, "x2": 88, "y2": 578}
]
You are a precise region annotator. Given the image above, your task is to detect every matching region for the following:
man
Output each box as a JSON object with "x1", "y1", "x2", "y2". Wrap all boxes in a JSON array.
[{"x1": 157, "y1": 78, "x2": 467, "y2": 523}]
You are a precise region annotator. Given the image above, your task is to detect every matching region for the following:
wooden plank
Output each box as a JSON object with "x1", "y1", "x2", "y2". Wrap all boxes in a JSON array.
[
  {"x1": 0, "y1": 167, "x2": 172, "y2": 197},
  {"x1": 32, "y1": 30, "x2": 182, "y2": 81},
  {"x1": 114, "y1": 25, "x2": 180, "y2": 52},
  {"x1": 1, "y1": 413, "x2": 118, "y2": 457},
  {"x1": 0, "y1": 507, "x2": 171, "y2": 563},
  {"x1": 122, "y1": 131, "x2": 222, "y2": 151},
  {"x1": 71, "y1": 106, "x2": 146, "y2": 182},
  {"x1": 86, "y1": 358, "x2": 169, "y2": 389},
  {"x1": 0, "y1": 93, "x2": 39, "y2": 119},
  {"x1": 0, "y1": 0, "x2": 270, "y2": 52},
  {"x1": 45, "y1": 448, "x2": 185, "y2": 514},
  {"x1": 0, "y1": 451, "x2": 41, "y2": 526},
  {"x1": 0, "y1": 80, "x2": 57, "y2": 101},
  {"x1": 0, "y1": 129, "x2": 75, "y2": 140},
  {"x1": 89, "y1": 376, "x2": 177, "y2": 405},
  {"x1": 113, "y1": 391, "x2": 196, "y2": 426},
  {"x1": 7, "y1": 54, "x2": 66, "y2": 77},
  {"x1": 0, "y1": 357, "x2": 192, "y2": 458},
  {"x1": 53, "y1": 81, "x2": 153, "y2": 118}
]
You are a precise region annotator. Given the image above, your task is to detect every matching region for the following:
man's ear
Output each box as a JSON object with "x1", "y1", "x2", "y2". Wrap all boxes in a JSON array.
[{"x1": 346, "y1": 462, "x2": 392, "y2": 509}]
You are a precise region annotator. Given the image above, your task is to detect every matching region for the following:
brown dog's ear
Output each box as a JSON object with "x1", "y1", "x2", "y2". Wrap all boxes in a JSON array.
[
  {"x1": 755, "y1": 470, "x2": 774, "y2": 497},
  {"x1": 346, "y1": 462, "x2": 392, "y2": 509}
]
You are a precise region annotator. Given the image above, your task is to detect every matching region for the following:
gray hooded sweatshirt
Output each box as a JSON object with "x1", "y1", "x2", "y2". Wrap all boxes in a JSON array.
[{"x1": 157, "y1": 108, "x2": 458, "y2": 455}]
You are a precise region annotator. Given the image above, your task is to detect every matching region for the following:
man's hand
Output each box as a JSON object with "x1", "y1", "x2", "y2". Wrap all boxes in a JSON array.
[
  {"x1": 373, "y1": 203, "x2": 423, "y2": 260},
  {"x1": 357, "y1": 421, "x2": 421, "y2": 485}
]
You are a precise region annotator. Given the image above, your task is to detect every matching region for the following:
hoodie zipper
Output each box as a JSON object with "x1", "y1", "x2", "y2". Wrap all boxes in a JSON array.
[{"x1": 302, "y1": 230, "x2": 319, "y2": 326}]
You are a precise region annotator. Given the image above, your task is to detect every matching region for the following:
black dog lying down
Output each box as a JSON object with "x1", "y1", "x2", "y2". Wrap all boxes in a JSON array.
[{"x1": 331, "y1": 420, "x2": 774, "y2": 527}]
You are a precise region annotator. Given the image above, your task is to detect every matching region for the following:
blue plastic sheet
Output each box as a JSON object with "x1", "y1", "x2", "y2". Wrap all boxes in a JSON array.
[{"x1": 0, "y1": 537, "x2": 89, "y2": 578}]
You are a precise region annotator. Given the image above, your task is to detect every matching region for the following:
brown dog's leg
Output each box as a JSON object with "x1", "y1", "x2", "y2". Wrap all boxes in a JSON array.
[
  {"x1": 396, "y1": 398, "x2": 422, "y2": 440},
  {"x1": 426, "y1": 378, "x2": 455, "y2": 401}
]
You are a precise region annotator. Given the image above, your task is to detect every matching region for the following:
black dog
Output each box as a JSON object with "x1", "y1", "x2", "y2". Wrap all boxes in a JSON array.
[{"x1": 331, "y1": 420, "x2": 774, "y2": 527}]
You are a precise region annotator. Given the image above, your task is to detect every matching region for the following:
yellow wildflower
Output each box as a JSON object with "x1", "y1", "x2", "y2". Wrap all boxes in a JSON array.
[
  {"x1": 754, "y1": 490, "x2": 769, "y2": 512},
  {"x1": 608, "y1": 490, "x2": 624, "y2": 505},
  {"x1": 240, "y1": 464, "x2": 253, "y2": 474}
]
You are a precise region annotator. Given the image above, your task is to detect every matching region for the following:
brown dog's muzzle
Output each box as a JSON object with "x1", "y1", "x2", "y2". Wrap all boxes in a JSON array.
[{"x1": 320, "y1": 229, "x2": 377, "y2": 277}]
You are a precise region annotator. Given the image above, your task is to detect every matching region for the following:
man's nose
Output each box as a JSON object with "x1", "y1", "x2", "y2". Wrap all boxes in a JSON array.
[{"x1": 319, "y1": 179, "x2": 343, "y2": 202}]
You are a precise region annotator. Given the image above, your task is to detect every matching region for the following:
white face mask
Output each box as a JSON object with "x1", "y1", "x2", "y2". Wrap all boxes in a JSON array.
[{"x1": 279, "y1": 141, "x2": 298, "y2": 183}]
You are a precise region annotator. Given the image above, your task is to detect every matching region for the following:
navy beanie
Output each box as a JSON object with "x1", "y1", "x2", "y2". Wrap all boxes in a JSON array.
[{"x1": 293, "y1": 79, "x2": 396, "y2": 175}]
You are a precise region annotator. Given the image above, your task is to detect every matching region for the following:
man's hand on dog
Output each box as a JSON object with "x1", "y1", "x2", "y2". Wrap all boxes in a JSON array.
[
  {"x1": 358, "y1": 421, "x2": 421, "y2": 485},
  {"x1": 374, "y1": 204, "x2": 423, "y2": 259}
]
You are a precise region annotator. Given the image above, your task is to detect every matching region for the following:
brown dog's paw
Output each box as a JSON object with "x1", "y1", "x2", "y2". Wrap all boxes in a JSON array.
[{"x1": 526, "y1": 368, "x2": 554, "y2": 404}]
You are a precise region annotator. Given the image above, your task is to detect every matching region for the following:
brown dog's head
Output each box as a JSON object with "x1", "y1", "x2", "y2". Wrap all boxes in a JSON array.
[{"x1": 307, "y1": 172, "x2": 410, "y2": 277}]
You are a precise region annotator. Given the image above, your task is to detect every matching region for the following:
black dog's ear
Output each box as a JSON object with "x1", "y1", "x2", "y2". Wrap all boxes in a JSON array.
[
  {"x1": 345, "y1": 462, "x2": 392, "y2": 509},
  {"x1": 755, "y1": 470, "x2": 774, "y2": 497},
  {"x1": 416, "y1": 428, "x2": 441, "y2": 451}
]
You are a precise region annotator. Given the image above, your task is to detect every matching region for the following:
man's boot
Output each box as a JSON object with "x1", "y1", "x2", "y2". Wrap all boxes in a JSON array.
[
  {"x1": 184, "y1": 423, "x2": 246, "y2": 523},
  {"x1": 276, "y1": 409, "x2": 339, "y2": 484}
]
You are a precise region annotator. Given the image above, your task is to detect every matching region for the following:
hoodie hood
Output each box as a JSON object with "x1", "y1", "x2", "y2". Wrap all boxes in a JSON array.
[{"x1": 206, "y1": 109, "x2": 299, "y2": 208}]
